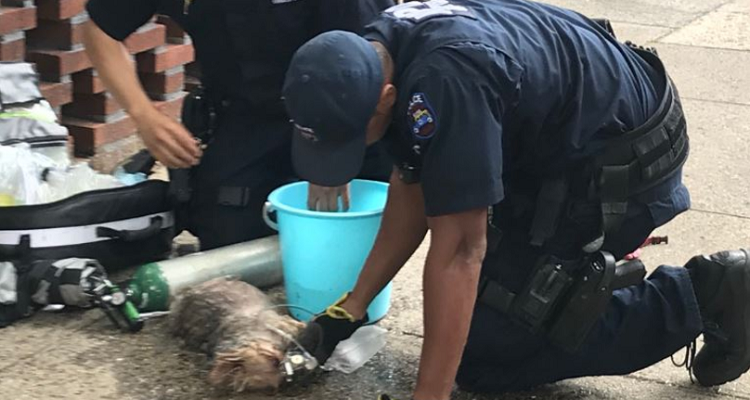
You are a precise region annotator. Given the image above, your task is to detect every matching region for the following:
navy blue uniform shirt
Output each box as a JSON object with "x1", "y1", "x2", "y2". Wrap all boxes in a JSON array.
[
  {"x1": 367, "y1": 0, "x2": 673, "y2": 217},
  {"x1": 86, "y1": 0, "x2": 394, "y2": 115}
]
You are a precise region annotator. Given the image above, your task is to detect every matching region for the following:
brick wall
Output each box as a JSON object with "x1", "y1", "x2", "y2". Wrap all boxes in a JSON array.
[{"x1": 0, "y1": 0, "x2": 196, "y2": 172}]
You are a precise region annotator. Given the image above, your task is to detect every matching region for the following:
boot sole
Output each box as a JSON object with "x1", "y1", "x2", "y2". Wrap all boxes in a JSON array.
[{"x1": 696, "y1": 249, "x2": 750, "y2": 386}]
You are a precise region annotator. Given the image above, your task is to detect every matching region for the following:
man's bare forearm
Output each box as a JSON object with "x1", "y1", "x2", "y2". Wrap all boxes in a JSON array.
[
  {"x1": 343, "y1": 170, "x2": 428, "y2": 318},
  {"x1": 82, "y1": 20, "x2": 154, "y2": 119},
  {"x1": 414, "y1": 209, "x2": 487, "y2": 400}
]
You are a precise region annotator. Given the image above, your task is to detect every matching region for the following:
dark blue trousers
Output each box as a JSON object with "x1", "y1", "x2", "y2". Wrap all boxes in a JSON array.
[{"x1": 456, "y1": 196, "x2": 704, "y2": 393}]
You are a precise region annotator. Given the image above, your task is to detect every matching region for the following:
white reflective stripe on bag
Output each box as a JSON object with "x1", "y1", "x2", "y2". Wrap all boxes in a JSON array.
[{"x1": 0, "y1": 211, "x2": 174, "y2": 248}]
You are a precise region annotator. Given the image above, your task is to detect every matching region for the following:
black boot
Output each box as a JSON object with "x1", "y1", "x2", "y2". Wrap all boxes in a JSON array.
[{"x1": 685, "y1": 249, "x2": 750, "y2": 386}]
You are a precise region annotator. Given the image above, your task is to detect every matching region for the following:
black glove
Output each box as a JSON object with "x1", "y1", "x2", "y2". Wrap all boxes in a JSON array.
[{"x1": 297, "y1": 293, "x2": 369, "y2": 365}]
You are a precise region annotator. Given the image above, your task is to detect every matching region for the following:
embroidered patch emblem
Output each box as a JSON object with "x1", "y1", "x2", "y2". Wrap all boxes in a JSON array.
[
  {"x1": 294, "y1": 123, "x2": 319, "y2": 142},
  {"x1": 407, "y1": 93, "x2": 437, "y2": 139}
]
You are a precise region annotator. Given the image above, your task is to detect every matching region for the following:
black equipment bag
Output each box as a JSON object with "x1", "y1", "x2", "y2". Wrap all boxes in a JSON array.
[
  {"x1": 0, "y1": 180, "x2": 174, "y2": 271},
  {"x1": 0, "y1": 258, "x2": 105, "y2": 328}
]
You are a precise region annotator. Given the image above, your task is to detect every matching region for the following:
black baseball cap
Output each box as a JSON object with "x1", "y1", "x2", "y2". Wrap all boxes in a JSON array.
[{"x1": 282, "y1": 31, "x2": 384, "y2": 187}]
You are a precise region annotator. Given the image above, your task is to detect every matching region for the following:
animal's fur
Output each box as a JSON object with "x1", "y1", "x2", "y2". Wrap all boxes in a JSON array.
[{"x1": 169, "y1": 278, "x2": 305, "y2": 393}]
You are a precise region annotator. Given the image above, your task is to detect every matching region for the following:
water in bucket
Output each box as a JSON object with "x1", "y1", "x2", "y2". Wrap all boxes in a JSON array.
[{"x1": 264, "y1": 180, "x2": 392, "y2": 322}]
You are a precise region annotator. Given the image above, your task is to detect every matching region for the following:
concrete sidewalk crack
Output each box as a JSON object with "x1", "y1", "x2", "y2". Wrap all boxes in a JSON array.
[
  {"x1": 610, "y1": 19, "x2": 673, "y2": 29},
  {"x1": 689, "y1": 208, "x2": 750, "y2": 221},
  {"x1": 659, "y1": 42, "x2": 750, "y2": 55},
  {"x1": 683, "y1": 97, "x2": 750, "y2": 107},
  {"x1": 654, "y1": 0, "x2": 737, "y2": 43}
]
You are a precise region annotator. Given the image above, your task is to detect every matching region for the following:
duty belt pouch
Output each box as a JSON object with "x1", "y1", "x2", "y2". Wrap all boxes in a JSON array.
[
  {"x1": 547, "y1": 251, "x2": 617, "y2": 352},
  {"x1": 512, "y1": 259, "x2": 574, "y2": 333},
  {"x1": 0, "y1": 180, "x2": 174, "y2": 272}
]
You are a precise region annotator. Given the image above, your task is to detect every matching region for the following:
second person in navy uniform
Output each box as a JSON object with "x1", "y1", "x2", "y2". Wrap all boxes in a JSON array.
[{"x1": 82, "y1": 0, "x2": 396, "y2": 250}]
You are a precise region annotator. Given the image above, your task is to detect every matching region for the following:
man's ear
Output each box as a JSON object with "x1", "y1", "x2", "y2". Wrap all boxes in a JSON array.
[{"x1": 377, "y1": 84, "x2": 397, "y2": 113}]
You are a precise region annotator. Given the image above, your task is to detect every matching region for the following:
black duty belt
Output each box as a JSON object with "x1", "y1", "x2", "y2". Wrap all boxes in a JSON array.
[{"x1": 596, "y1": 48, "x2": 689, "y2": 233}]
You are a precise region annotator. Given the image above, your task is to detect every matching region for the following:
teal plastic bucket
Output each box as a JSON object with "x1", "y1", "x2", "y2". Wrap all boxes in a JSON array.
[{"x1": 263, "y1": 180, "x2": 392, "y2": 322}]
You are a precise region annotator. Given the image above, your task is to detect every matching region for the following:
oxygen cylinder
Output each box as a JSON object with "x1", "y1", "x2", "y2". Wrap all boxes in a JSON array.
[{"x1": 126, "y1": 236, "x2": 283, "y2": 312}]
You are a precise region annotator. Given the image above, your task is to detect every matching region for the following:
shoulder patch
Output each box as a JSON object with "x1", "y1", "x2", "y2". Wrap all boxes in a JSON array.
[{"x1": 407, "y1": 92, "x2": 437, "y2": 140}]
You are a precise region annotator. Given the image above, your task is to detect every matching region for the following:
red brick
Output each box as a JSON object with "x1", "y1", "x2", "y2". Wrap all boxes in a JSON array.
[
  {"x1": 139, "y1": 69, "x2": 184, "y2": 97},
  {"x1": 124, "y1": 23, "x2": 166, "y2": 55},
  {"x1": 63, "y1": 92, "x2": 185, "y2": 156},
  {"x1": 136, "y1": 43, "x2": 194, "y2": 73},
  {"x1": 0, "y1": 33, "x2": 25, "y2": 61},
  {"x1": 40, "y1": 80, "x2": 73, "y2": 108},
  {"x1": 26, "y1": 16, "x2": 85, "y2": 50},
  {"x1": 27, "y1": 47, "x2": 91, "y2": 81},
  {"x1": 0, "y1": 6, "x2": 36, "y2": 35},
  {"x1": 72, "y1": 69, "x2": 106, "y2": 94},
  {"x1": 36, "y1": 0, "x2": 85, "y2": 21},
  {"x1": 63, "y1": 92, "x2": 122, "y2": 118},
  {"x1": 63, "y1": 115, "x2": 136, "y2": 156}
]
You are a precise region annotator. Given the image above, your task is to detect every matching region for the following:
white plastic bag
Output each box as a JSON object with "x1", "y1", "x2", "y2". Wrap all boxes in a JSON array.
[
  {"x1": 0, "y1": 143, "x2": 56, "y2": 205},
  {"x1": 40, "y1": 163, "x2": 124, "y2": 204},
  {"x1": 0, "y1": 143, "x2": 125, "y2": 205},
  {"x1": 323, "y1": 325, "x2": 388, "y2": 374}
]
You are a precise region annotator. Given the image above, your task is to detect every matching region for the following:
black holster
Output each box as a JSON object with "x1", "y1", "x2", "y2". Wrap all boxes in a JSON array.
[
  {"x1": 546, "y1": 252, "x2": 618, "y2": 352},
  {"x1": 169, "y1": 86, "x2": 219, "y2": 216},
  {"x1": 478, "y1": 252, "x2": 646, "y2": 353}
]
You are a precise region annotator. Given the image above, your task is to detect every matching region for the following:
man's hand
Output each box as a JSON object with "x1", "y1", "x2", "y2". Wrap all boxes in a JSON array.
[
  {"x1": 83, "y1": 21, "x2": 201, "y2": 169},
  {"x1": 133, "y1": 107, "x2": 202, "y2": 169},
  {"x1": 308, "y1": 183, "x2": 350, "y2": 212}
]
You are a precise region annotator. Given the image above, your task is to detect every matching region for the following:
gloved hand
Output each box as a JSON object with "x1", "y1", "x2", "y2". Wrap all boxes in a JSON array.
[{"x1": 297, "y1": 293, "x2": 368, "y2": 365}]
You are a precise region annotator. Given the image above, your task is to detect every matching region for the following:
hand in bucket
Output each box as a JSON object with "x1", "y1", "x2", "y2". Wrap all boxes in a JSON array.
[{"x1": 308, "y1": 183, "x2": 350, "y2": 212}]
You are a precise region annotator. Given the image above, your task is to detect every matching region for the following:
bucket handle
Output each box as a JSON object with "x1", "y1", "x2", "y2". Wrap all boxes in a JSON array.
[{"x1": 262, "y1": 202, "x2": 278, "y2": 231}]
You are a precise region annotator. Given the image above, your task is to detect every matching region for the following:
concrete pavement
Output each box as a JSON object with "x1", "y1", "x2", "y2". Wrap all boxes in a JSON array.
[{"x1": 2, "y1": 0, "x2": 749, "y2": 399}]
